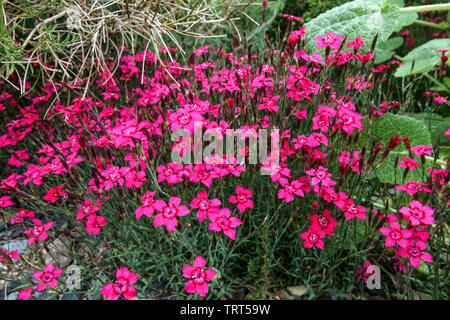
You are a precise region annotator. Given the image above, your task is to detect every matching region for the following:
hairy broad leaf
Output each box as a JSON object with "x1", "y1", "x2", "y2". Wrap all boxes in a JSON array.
[
  {"x1": 358, "y1": 113, "x2": 433, "y2": 184},
  {"x1": 410, "y1": 113, "x2": 450, "y2": 146},
  {"x1": 305, "y1": 0, "x2": 401, "y2": 53},
  {"x1": 390, "y1": 0, "x2": 418, "y2": 32},
  {"x1": 373, "y1": 50, "x2": 395, "y2": 64},
  {"x1": 379, "y1": 36, "x2": 404, "y2": 51},
  {"x1": 374, "y1": 36, "x2": 404, "y2": 64},
  {"x1": 395, "y1": 39, "x2": 450, "y2": 77}
]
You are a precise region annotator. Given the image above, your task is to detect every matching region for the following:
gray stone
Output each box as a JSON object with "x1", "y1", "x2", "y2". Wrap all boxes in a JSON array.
[
  {"x1": 55, "y1": 217, "x2": 70, "y2": 232},
  {"x1": 42, "y1": 235, "x2": 73, "y2": 268},
  {"x1": 62, "y1": 293, "x2": 79, "y2": 300},
  {"x1": 7, "y1": 292, "x2": 18, "y2": 300},
  {"x1": 0, "y1": 226, "x2": 22, "y2": 240},
  {"x1": 0, "y1": 281, "x2": 20, "y2": 300},
  {"x1": 287, "y1": 285, "x2": 308, "y2": 297},
  {"x1": 2, "y1": 239, "x2": 29, "y2": 254},
  {"x1": 33, "y1": 291, "x2": 57, "y2": 300},
  {"x1": 87, "y1": 293, "x2": 102, "y2": 300},
  {"x1": 87, "y1": 278, "x2": 106, "y2": 300}
]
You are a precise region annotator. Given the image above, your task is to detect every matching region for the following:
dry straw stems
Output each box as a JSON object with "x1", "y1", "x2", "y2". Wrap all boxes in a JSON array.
[{"x1": 0, "y1": 0, "x2": 259, "y2": 95}]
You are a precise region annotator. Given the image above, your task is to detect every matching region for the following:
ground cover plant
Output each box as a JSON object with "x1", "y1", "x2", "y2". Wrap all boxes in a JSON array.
[{"x1": 0, "y1": 0, "x2": 449, "y2": 300}]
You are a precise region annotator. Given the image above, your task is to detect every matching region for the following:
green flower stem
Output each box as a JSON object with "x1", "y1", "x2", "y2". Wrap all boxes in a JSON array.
[
  {"x1": 425, "y1": 155, "x2": 447, "y2": 167},
  {"x1": 397, "y1": 51, "x2": 450, "y2": 94},
  {"x1": 413, "y1": 19, "x2": 449, "y2": 30},
  {"x1": 372, "y1": 199, "x2": 397, "y2": 213},
  {"x1": 400, "y1": 3, "x2": 450, "y2": 14}
]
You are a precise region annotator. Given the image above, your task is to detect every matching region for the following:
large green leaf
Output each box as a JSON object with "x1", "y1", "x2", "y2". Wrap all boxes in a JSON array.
[
  {"x1": 373, "y1": 0, "x2": 416, "y2": 65},
  {"x1": 374, "y1": 36, "x2": 404, "y2": 64},
  {"x1": 358, "y1": 113, "x2": 433, "y2": 184},
  {"x1": 305, "y1": 0, "x2": 401, "y2": 53},
  {"x1": 394, "y1": 39, "x2": 450, "y2": 77},
  {"x1": 431, "y1": 72, "x2": 450, "y2": 90},
  {"x1": 410, "y1": 113, "x2": 450, "y2": 146},
  {"x1": 390, "y1": 0, "x2": 418, "y2": 32},
  {"x1": 445, "y1": 77, "x2": 450, "y2": 88}
]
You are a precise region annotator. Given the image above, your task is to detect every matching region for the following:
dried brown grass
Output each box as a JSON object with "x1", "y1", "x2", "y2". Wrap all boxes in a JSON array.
[{"x1": 1, "y1": 0, "x2": 259, "y2": 95}]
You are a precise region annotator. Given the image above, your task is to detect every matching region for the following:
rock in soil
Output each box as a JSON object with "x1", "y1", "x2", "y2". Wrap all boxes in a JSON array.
[
  {"x1": 0, "y1": 225, "x2": 22, "y2": 240},
  {"x1": 0, "y1": 281, "x2": 21, "y2": 300},
  {"x1": 2, "y1": 239, "x2": 29, "y2": 254},
  {"x1": 42, "y1": 235, "x2": 74, "y2": 268}
]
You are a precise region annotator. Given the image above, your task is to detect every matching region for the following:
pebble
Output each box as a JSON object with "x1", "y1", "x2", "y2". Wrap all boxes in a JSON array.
[
  {"x1": 2, "y1": 239, "x2": 29, "y2": 254},
  {"x1": 0, "y1": 225, "x2": 22, "y2": 240},
  {"x1": 33, "y1": 291, "x2": 57, "y2": 300},
  {"x1": 87, "y1": 293, "x2": 102, "y2": 300},
  {"x1": 42, "y1": 235, "x2": 73, "y2": 268},
  {"x1": 62, "y1": 293, "x2": 79, "y2": 300},
  {"x1": 55, "y1": 217, "x2": 70, "y2": 232},
  {"x1": 0, "y1": 281, "x2": 20, "y2": 300},
  {"x1": 7, "y1": 292, "x2": 18, "y2": 300}
]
